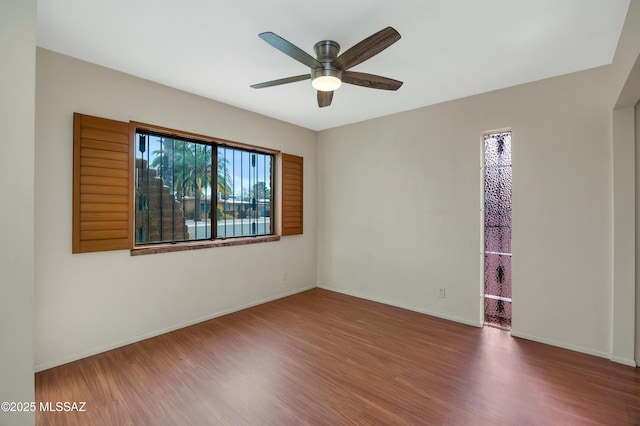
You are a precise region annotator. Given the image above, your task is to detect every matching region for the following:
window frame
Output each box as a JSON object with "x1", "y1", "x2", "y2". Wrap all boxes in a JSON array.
[{"x1": 130, "y1": 121, "x2": 280, "y2": 256}]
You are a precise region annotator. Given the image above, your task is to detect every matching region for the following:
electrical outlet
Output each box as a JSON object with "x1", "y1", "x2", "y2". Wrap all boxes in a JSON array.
[
  {"x1": 282, "y1": 272, "x2": 288, "y2": 282},
  {"x1": 438, "y1": 288, "x2": 446, "y2": 298}
]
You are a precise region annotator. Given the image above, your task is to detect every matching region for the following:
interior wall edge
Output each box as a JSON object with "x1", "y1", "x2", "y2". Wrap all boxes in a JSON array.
[{"x1": 611, "y1": 106, "x2": 637, "y2": 364}]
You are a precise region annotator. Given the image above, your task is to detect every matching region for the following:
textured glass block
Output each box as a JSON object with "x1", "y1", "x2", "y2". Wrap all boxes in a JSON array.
[
  {"x1": 484, "y1": 298, "x2": 512, "y2": 328},
  {"x1": 484, "y1": 254, "x2": 511, "y2": 298},
  {"x1": 485, "y1": 209, "x2": 511, "y2": 229},
  {"x1": 484, "y1": 166, "x2": 512, "y2": 228},
  {"x1": 484, "y1": 167, "x2": 512, "y2": 207},
  {"x1": 484, "y1": 132, "x2": 512, "y2": 167},
  {"x1": 485, "y1": 226, "x2": 511, "y2": 254},
  {"x1": 485, "y1": 214, "x2": 511, "y2": 232}
]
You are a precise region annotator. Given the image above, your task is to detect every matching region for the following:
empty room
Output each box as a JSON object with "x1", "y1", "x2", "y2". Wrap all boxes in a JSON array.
[{"x1": 2, "y1": 0, "x2": 640, "y2": 424}]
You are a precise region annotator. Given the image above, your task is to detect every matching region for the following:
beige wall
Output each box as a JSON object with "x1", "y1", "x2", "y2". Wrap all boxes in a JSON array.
[
  {"x1": 317, "y1": 0, "x2": 640, "y2": 360},
  {"x1": 0, "y1": 0, "x2": 36, "y2": 425},
  {"x1": 34, "y1": 49, "x2": 318, "y2": 370}
]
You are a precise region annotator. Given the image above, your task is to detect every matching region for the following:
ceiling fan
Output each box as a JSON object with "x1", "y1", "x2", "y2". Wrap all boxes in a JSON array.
[{"x1": 251, "y1": 27, "x2": 403, "y2": 108}]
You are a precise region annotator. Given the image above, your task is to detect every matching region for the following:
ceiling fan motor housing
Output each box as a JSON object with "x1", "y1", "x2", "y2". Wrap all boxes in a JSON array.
[{"x1": 312, "y1": 40, "x2": 342, "y2": 80}]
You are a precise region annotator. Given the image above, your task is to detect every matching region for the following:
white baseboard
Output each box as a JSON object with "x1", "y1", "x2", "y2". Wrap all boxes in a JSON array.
[
  {"x1": 34, "y1": 285, "x2": 316, "y2": 372},
  {"x1": 318, "y1": 285, "x2": 483, "y2": 328},
  {"x1": 509, "y1": 330, "x2": 623, "y2": 364},
  {"x1": 610, "y1": 355, "x2": 637, "y2": 367}
]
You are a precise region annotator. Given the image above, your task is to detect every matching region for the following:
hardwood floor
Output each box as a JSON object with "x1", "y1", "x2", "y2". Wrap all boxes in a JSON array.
[{"x1": 36, "y1": 288, "x2": 640, "y2": 425}]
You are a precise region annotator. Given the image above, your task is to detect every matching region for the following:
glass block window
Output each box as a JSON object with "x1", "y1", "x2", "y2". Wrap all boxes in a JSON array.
[{"x1": 483, "y1": 131, "x2": 512, "y2": 329}]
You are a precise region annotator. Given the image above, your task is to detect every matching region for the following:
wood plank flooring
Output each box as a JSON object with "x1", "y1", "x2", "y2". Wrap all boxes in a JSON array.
[{"x1": 36, "y1": 288, "x2": 640, "y2": 425}]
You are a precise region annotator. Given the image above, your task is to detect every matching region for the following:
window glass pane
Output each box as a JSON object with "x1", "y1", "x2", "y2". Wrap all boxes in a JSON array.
[
  {"x1": 217, "y1": 147, "x2": 273, "y2": 238},
  {"x1": 135, "y1": 133, "x2": 212, "y2": 244},
  {"x1": 484, "y1": 132, "x2": 511, "y2": 167},
  {"x1": 485, "y1": 226, "x2": 511, "y2": 253},
  {"x1": 484, "y1": 253, "x2": 512, "y2": 299},
  {"x1": 484, "y1": 166, "x2": 512, "y2": 228},
  {"x1": 484, "y1": 298, "x2": 512, "y2": 329}
]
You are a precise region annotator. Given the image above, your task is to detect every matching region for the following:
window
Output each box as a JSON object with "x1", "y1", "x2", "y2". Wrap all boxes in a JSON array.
[
  {"x1": 483, "y1": 131, "x2": 512, "y2": 329},
  {"x1": 135, "y1": 130, "x2": 274, "y2": 245},
  {"x1": 73, "y1": 113, "x2": 302, "y2": 255}
]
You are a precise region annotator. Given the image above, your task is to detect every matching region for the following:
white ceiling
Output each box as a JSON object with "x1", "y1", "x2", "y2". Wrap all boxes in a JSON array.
[{"x1": 36, "y1": 0, "x2": 630, "y2": 131}]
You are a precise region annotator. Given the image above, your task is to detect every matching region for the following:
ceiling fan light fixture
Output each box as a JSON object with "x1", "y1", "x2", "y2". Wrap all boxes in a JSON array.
[
  {"x1": 312, "y1": 75, "x2": 341, "y2": 91},
  {"x1": 311, "y1": 67, "x2": 342, "y2": 91}
]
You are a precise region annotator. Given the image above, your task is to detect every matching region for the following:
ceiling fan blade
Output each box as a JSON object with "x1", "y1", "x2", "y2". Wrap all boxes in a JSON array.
[
  {"x1": 342, "y1": 71, "x2": 403, "y2": 90},
  {"x1": 259, "y1": 32, "x2": 323, "y2": 69},
  {"x1": 317, "y1": 91, "x2": 333, "y2": 108},
  {"x1": 251, "y1": 74, "x2": 310, "y2": 89},
  {"x1": 333, "y1": 27, "x2": 401, "y2": 71}
]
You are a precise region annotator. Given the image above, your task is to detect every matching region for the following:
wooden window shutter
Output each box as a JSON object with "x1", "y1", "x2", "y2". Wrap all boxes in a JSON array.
[
  {"x1": 73, "y1": 113, "x2": 132, "y2": 253},
  {"x1": 281, "y1": 153, "x2": 303, "y2": 236}
]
